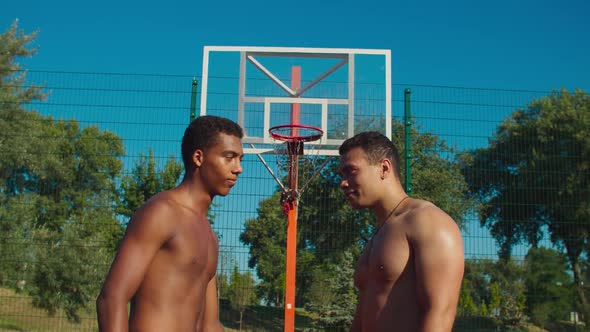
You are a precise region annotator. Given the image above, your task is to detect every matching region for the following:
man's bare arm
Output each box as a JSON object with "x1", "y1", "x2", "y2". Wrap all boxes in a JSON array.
[
  {"x1": 201, "y1": 275, "x2": 224, "y2": 332},
  {"x1": 96, "y1": 199, "x2": 175, "y2": 331},
  {"x1": 410, "y1": 207, "x2": 464, "y2": 332},
  {"x1": 350, "y1": 294, "x2": 363, "y2": 332}
]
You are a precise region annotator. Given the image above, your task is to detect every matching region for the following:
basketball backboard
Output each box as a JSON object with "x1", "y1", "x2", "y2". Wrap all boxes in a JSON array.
[{"x1": 199, "y1": 46, "x2": 391, "y2": 156}]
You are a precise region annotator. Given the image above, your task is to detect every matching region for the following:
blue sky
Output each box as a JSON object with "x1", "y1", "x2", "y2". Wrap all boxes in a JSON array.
[{"x1": 2, "y1": 0, "x2": 589, "y2": 91}]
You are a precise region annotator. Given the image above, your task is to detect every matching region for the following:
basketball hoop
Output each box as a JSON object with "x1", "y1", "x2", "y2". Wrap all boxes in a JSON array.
[
  {"x1": 269, "y1": 124, "x2": 323, "y2": 143},
  {"x1": 268, "y1": 124, "x2": 326, "y2": 215}
]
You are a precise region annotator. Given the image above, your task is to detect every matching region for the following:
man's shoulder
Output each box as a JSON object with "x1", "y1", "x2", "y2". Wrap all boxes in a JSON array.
[
  {"x1": 128, "y1": 190, "x2": 185, "y2": 228},
  {"x1": 137, "y1": 191, "x2": 178, "y2": 215},
  {"x1": 403, "y1": 199, "x2": 461, "y2": 239}
]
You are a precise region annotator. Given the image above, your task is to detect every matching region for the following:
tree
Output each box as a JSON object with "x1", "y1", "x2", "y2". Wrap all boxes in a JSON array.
[
  {"x1": 0, "y1": 20, "x2": 46, "y2": 287},
  {"x1": 460, "y1": 259, "x2": 528, "y2": 330},
  {"x1": 460, "y1": 260, "x2": 492, "y2": 316},
  {"x1": 217, "y1": 250, "x2": 237, "y2": 303},
  {"x1": 0, "y1": 116, "x2": 126, "y2": 321},
  {"x1": 117, "y1": 148, "x2": 182, "y2": 220},
  {"x1": 0, "y1": 193, "x2": 38, "y2": 287},
  {"x1": 0, "y1": 20, "x2": 126, "y2": 321},
  {"x1": 524, "y1": 247, "x2": 574, "y2": 327},
  {"x1": 304, "y1": 250, "x2": 358, "y2": 330},
  {"x1": 217, "y1": 273, "x2": 230, "y2": 303},
  {"x1": 241, "y1": 119, "x2": 474, "y2": 319},
  {"x1": 462, "y1": 88, "x2": 590, "y2": 320},
  {"x1": 487, "y1": 259, "x2": 528, "y2": 329},
  {"x1": 29, "y1": 219, "x2": 113, "y2": 322},
  {"x1": 240, "y1": 192, "x2": 287, "y2": 305},
  {"x1": 0, "y1": 20, "x2": 43, "y2": 105},
  {"x1": 458, "y1": 279, "x2": 480, "y2": 316},
  {"x1": 227, "y1": 265, "x2": 258, "y2": 331},
  {"x1": 0, "y1": 20, "x2": 45, "y2": 199}
]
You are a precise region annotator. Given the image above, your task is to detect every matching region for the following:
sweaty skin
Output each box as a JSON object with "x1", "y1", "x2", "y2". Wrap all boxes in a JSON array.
[
  {"x1": 341, "y1": 146, "x2": 464, "y2": 332},
  {"x1": 97, "y1": 133, "x2": 243, "y2": 332}
]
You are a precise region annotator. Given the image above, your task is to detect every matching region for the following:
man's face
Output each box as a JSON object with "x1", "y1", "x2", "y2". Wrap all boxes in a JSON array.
[
  {"x1": 339, "y1": 147, "x2": 381, "y2": 209},
  {"x1": 199, "y1": 133, "x2": 244, "y2": 197}
]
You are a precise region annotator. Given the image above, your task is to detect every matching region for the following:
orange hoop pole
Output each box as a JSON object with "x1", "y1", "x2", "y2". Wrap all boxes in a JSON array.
[
  {"x1": 284, "y1": 182, "x2": 297, "y2": 332},
  {"x1": 284, "y1": 66, "x2": 301, "y2": 332}
]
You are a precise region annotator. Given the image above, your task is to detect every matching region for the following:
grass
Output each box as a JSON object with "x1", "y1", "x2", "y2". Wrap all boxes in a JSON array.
[
  {"x1": 452, "y1": 316, "x2": 585, "y2": 332},
  {"x1": 0, "y1": 288, "x2": 318, "y2": 332},
  {"x1": 0, "y1": 288, "x2": 97, "y2": 331},
  {"x1": 0, "y1": 316, "x2": 26, "y2": 332},
  {"x1": 219, "y1": 301, "x2": 318, "y2": 331},
  {"x1": 1, "y1": 288, "x2": 580, "y2": 332}
]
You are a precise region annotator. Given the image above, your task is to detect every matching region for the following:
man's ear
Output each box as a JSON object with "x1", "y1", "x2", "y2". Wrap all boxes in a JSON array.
[
  {"x1": 192, "y1": 149, "x2": 204, "y2": 168},
  {"x1": 381, "y1": 158, "x2": 393, "y2": 179}
]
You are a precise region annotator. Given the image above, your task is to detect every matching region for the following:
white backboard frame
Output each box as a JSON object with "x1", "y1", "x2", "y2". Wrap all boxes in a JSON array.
[{"x1": 200, "y1": 46, "x2": 392, "y2": 156}]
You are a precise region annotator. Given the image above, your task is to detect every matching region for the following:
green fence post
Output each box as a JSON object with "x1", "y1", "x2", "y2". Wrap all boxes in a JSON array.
[
  {"x1": 190, "y1": 78, "x2": 198, "y2": 122},
  {"x1": 404, "y1": 88, "x2": 412, "y2": 196}
]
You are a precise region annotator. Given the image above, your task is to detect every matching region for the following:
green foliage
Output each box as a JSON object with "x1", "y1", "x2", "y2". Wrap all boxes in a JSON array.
[
  {"x1": 524, "y1": 247, "x2": 574, "y2": 326},
  {"x1": 217, "y1": 273, "x2": 230, "y2": 301},
  {"x1": 463, "y1": 88, "x2": 590, "y2": 320},
  {"x1": 0, "y1": 20, "x2": 43, "y2": 107},
  {"x1": 0, "y1": 21, "x2": 126, "y2": 322},
  {"x1": 461, "y1": 259, "x2": 530, "y2": 330},
  {"x1": 117, "y1": 149, "x2": 182, "y2": 220},
  {"x1": 458, "y1": 279, "x2": 480, "y2": 316},
  {"x1": 461, "y1": 260, "x2": 490, "y2": 313},
  {"x1": 494, "y1": 281, "x2": 528, "y2": 328},
  {"x1": 488, "y1": 282, "x2": 501, "y2": 313},
  {"x1": 217, "y1": 250, "x2": 237, "y2": 302},
  {"x1": 0, "y1": 193, "x2": 37, "y2": 288},
  {"x1": 29, "y1": 221, "x2": 111, "y2": 322},
  {"x1": 487, "y1": 260, "x2": 528, "y2": 329},
  {"x1": 0, "y1": 21, "x2": 46, "y2": 197},
  {"x1": 304, "y1": 250, "x2": 358, "y2": 330},
  {"x1": 227, "y1": 266, "x2": 258, "y2": 311},
  {"x1": 240, "y1": 192, "x2": 287, "y2": 305},
  {"x1": 0, "y1": 115, "x2": 124, "y2": 319},
  {"x1": 464, "y1": 89, "x2": 590, "y2": 258}
]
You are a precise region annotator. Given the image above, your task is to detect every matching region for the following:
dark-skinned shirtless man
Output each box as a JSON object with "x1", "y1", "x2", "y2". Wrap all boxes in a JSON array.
[
  {"x1": 339, "y1": 131, "x2": 464, "y2": 332},
  {"x1": 96, "y1": 115, "x2": 244, "y2": 332}
]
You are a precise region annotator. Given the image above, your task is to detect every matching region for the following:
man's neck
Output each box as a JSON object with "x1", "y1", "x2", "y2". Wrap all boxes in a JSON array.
[
  {"x1": 374, "y1": 190, "x2": 408, "y2": 225},
  {"x1": 175, "y1": 178, "x2": 213, "y2": 218}
]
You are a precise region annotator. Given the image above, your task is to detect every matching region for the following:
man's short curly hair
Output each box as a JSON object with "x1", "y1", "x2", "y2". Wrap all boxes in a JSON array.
[{"x1": 181, "y1": 115, "x2": 243, "y2": 171}]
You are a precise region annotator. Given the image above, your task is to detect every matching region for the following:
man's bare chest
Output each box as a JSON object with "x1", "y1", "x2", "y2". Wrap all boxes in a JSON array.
[
  {"x1": 159, "y1": 222, "x2": 218, "y2": 277},
  {"x1": 355, "y1": 227, "x2": 412, "y2": 288}
]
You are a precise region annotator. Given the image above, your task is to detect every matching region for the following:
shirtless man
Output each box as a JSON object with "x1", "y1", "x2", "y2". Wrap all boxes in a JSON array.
[
  {"x1": 338, "y1": 131, "x2": 464, "y2": 332},
  {"x1": 96, "y1": 115, "x2": 244, "y2": 332}
]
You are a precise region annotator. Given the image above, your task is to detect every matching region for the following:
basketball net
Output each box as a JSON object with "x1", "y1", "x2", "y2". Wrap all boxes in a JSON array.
[{"x1": 269, "y1": 125, "x2": 329, "y2": 215}]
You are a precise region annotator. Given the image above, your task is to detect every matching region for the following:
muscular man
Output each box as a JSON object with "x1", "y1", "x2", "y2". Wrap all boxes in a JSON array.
[
  {"x1": 96, "y1": 115, "x2": 244, "y2": 332},
  {"x1": 338, "y1": 131, "x2": 464, "y2": 332}
]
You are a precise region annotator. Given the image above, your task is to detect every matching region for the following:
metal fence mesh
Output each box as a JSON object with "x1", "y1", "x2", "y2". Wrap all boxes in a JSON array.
[{"x1": 0, "y1": 70, "x2": 586, "y2": 331}]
